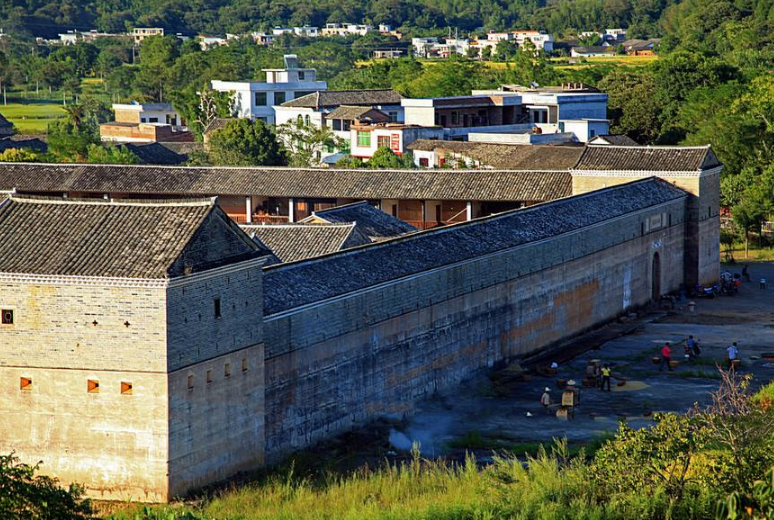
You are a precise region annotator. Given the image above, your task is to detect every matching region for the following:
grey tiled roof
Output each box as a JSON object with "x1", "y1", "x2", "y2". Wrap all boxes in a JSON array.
[
  {"x1": 281, "y1": 89, "x2": 403, "y2": 108},
  {"x1": 326, "y1": 106, "x2": 388, "y2": 121},
  {"x1": 0, "y1": 163, "x2": 572, "y2": 202},
  {"x1": 121, "y1": 142, "x2": 203, "y2": 165},
  {"x1": 306, "y1": 201, "x2": 416, "y2": 240},
  {"x1": 241, "y1": 223, "x2": 370, "y2": 264},
  {"x1": 262, "y1": 178, "x2": 688, "y2": 315},
  {"x1": 0, "y1": 113, "x2": 12, "y2": 128},
  {"x1": 407, "y1": 140, "x2": 584, "y2": 170},
  {"x1": 0, "y1": 195, "x2": 262, "y2": 278},
  {"x1": 575, "y1": 145, "x2": 721, "y2": 172},
  {"x1": 0, "y1": 135, "x2": 46, "y2": 153},
  {"x1": 589, "y1": 135, "x2": 639, "y2": 146}
]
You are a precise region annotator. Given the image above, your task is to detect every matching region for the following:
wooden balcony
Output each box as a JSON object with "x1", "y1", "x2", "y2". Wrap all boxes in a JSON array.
[{"x1": 228, "y1": 214, "x2": 291, "y2": 224}]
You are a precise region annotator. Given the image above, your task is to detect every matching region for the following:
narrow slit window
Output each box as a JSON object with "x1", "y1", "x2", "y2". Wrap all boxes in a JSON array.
[
  {"x1": 87, "y1": 380, "x2": 99, "y2": 393},
  {"x1": 206, "y1": 370, "x2": 213, "y2": 384},
  {"x1": 242, "y1": 358, "x2": 248, "y2": 373},
  {"x1": 187, "y1": 374, "x2": 194, "y2": 390},
  {"x1": 20, "y1": 377, "x2": 32, "y2": 391},
  {"x1": 121, "y1": 382, "x2": 133, "y2": 395},
  {"x1": 224, "y1": 363, "x2": 231, "y2": 378},
  {"x1": 214, "y1": 298, "x2": 222, "y2": 319}
]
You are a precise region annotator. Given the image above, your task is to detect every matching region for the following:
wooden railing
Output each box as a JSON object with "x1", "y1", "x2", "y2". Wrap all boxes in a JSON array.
[{"x1": 228, "y1": 214, "x2": 290, "y2": 224}]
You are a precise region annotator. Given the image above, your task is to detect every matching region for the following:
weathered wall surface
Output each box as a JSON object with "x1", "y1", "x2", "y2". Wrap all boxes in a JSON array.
[
  {"x1": 0, "y1": 280, "x2": 169, "y2": 501},
  {"x1": 167, "y1": 344, "x2": 265, "y2": 497},
  {"x1": 263, "y1": 199, "x2": 686, "y2": 458},
  {"x1": 0, "y1": 281, "x2": 167, "y2": 371},
  {"x1": 571, "y1": 171, "x2": 720, "y2": 285},
  {"x1": 166, "y1": 267, "x2": 263, "y2": 371},
  {"x1": 166, "y1": 265, "x2": 265, "y2": 497}
]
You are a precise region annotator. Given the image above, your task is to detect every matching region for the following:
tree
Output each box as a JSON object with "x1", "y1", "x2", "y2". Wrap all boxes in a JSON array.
[
  {"x1": 86, "y1": 144, "x2": 140, "y2": 164},
  {"x1": 208, "y1": 119, "x2": 286, "y2": 167},
  {"x1": 133, "y1": 35, "x2": 179, "y2": 101},
  {"x1": 170, "y1": 87, "x2": 233, "y2": 140},
  {"x1": 276, "y1": 118, "x2": 344, "y2": 167},
  {"x1": 47, "y1": 117, "x2": 100, "y2": 162},
  {"x1": 598, "y1": 70, "x2": 662, "y2": 143},
  {"x1": 368, "y1": 147, "x2": 414, "y2": 168},
  {"x1": 0, "y1": 452, "x2": 92, "y2": 519},
  {"x1": 0, "y1": 148, "x2": 39, "y2": 162}
]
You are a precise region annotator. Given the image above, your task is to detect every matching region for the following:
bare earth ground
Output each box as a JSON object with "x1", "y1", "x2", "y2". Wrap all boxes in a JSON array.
[{"x1": 384, "y1": 261, "x2": 774, "y2": 460}]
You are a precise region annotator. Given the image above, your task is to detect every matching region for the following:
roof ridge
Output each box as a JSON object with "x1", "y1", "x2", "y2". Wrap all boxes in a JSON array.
[
  {"x1": 0, "y1": 162, "x2": 573, "y2": 174},
  {"x1": 9, "y1": 194, "x2": 217, "y2": 207},
  {"x1": 586, "y1": 144, "x2": 711, "y2": 150},
  {"x1": 242, "y1": 222, "x2": 357, "y2": 228}
]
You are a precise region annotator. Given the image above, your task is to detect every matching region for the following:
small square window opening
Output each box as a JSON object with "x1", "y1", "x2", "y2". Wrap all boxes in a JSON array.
[
  {"x1": 1, "y1": 309, "x2": 13, "y2": 325},
  {"x1": 20, "y1": 377, "x2": 32, "y2": 391},
  {"x1": 121, "y1": 382, "x2": 133, "y2": 395},
  {"x1": 87, "y1": 380, "x2": 99, "y2": 393}
]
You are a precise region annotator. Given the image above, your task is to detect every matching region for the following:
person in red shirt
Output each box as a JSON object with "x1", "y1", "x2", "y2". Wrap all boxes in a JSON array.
[{"x1": 660, "y1": 342, "x2": 673, "y2": 372}]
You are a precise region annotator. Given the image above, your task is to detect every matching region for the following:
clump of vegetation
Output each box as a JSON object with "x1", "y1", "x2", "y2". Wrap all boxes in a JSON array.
[{"x1": 0, "y1": 452, "x2": 92, "y2": 519}]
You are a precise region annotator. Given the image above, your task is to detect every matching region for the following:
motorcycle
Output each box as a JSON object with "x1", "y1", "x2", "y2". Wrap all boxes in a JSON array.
[
  {"x1": 720, "y1": 279, "x2": 736, "y2": 296},
  {"x1": 692, "y1": 284, "x2": 719, "y2": 299}
]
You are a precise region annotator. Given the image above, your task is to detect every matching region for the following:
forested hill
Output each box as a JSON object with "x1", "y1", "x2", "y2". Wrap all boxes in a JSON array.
[{"x1": 2, "y1": 0, "x2": 671, "y2": 38}]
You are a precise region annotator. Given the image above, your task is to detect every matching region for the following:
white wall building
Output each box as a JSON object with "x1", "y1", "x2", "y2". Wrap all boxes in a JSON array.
[
  {"x1": 412, "y1": 37, "x2": 439, "y2": 57},
  {"x1": 210, "y1": 55, "x2": 327, "y2": 123},
  {"x1": 321, "y1": 23, "x2": 372, "y2": 37},
  {"x1": 112, "y1": 102, "x2": 181, "y2": 126}
]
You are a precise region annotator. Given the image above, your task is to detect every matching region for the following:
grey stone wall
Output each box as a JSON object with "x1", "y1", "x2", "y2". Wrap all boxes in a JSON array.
[
  {"x1": 166, "y1": 266, "x2": 263, "y2": 371},
  {"x1": 166, "y1": 263, "x2": 266, "y2": 497},
  {"x1": 263, "y1": 199, "x2": 687, "y2": 458}
]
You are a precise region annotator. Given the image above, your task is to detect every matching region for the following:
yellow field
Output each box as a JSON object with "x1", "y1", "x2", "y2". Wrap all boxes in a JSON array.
[{"x1": 358, "y1": 54, "x2": 658, "y2": 70}]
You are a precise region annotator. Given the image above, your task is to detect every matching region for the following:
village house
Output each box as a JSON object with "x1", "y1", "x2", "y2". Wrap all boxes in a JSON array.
[
  {"x1": 402, "y1": 84, "x2": 608, "y2": 141},
  {"x1": 349, "y1": 122, "x2": 444, "y2": 160},
  {"x1": 0, "y1": 195, "x2": 268, "y2": 502},
  {"x1": 211, "y1": 55, "x2": 327, "y2": 124},
  {"x1": 407, "y1": 140, "x2": 584, "y2": 169},
  {"x1": 243, "y1": 222, "x2": 371, "y2": 264},
  {"x1": 321, "y1": 23, "x2": 372, "y2": 37},
  {"x1": 100, "y1": 102, "x2": 191, "y2": 143},
  {"x1": 132, "y1": 27, "x2": 164, "y2": 44},
  {"x1": 570, "y1": 46, "x2": 618, "y2": 57},
  {"x1": 300, "y1": 200, "x2": 418, "y2": 241}
]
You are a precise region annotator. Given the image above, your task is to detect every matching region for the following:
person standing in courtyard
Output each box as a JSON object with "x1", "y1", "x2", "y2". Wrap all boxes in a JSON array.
[
  {"x1": 761, "y1": 278, "x2": 767, "y2": 290},
  {"x1": 540, "y1": 387, "x2": 552, "y2": 413},
  {"x1": 600, "y1": 365, "x2": 612, "y2": 392},
  {"x1": 660, "y1": 342, "x2": 673, "y2": 372},
  {"x1": 727, "y1": 342, "x2": 739, "y2": 369}
]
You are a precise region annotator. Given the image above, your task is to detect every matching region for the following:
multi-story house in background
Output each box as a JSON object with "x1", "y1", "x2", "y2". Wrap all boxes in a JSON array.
[
  {"x1": 211, "y1": 55, "x2": 327, "y2": 124},
  {"x1": 132, "y1": 27, "x2": 164, "y2": 44}
]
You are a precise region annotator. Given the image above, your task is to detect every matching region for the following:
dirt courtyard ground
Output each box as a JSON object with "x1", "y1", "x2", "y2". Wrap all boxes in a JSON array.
[{"x1": 389, "y1": 261, "x2": 774, "y2": 458}]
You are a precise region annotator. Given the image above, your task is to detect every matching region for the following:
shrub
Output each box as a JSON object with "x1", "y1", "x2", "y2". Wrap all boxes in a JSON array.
[{"x1": 0, "y1": 452, "x2": 92, "y2": 520}]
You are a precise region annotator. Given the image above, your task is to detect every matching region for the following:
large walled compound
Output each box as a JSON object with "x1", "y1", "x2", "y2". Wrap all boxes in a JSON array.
[{"x1": 0, "y1": 144, "x2": 721, "y2": 501}]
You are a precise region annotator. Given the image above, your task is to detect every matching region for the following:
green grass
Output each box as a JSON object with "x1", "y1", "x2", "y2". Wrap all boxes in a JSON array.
[
  {"x1": 1, "y1": 78, "x2": 110, "y2": 134},
  {"x1": 1, "y1": 101, "x2": 67, "y2": 134}
]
